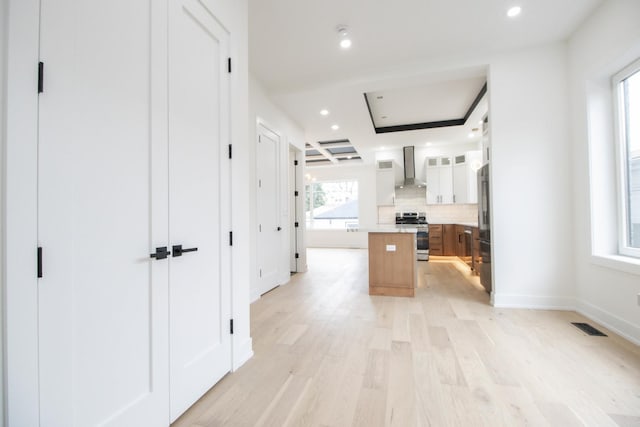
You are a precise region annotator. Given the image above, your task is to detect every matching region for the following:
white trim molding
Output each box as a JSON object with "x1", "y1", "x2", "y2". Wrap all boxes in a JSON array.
[
  {"x1": 232, "y1": 338, "x2": 254, "y2": 371},
  {"x1": 576, "y1": 299, "x2": 640, "y2": 346},
  {"x1": 492, "y1": 293, "x2": 575, "y2": 311}
]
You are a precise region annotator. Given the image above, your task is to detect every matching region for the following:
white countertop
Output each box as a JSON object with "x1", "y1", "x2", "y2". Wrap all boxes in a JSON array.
[
  {"x1": 429, "y1": 221, "x2": 478, "y2": 227},
  {"x1": 359, "y1": 226, "x2": 418, "y2": 233}
]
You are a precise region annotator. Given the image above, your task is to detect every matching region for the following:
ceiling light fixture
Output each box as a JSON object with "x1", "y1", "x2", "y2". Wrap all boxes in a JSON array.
[
  {"x1": 468, "y1": 133, "x2": 475, "y2": 138},
  {"x1": 337, "y1": 25, "x2": 352, "y2": 49},
  {"x1": 507, "y1": 6, "x2": 521, "y2": 17},
  {"x1": 320, "y1": 109, "x2": 329, "y2": 116},
  {"x1": 331, "y1": 124, "x2": 339, "y2": 130}
]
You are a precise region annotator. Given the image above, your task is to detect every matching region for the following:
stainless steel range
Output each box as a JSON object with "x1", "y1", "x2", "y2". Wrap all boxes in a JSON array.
[{"x1": 395, "y1": 212, "x2": 429, "y2": 261}]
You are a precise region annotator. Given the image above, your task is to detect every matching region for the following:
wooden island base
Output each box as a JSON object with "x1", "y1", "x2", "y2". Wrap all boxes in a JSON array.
[{"x1": 368, "y1": 231, "x2": 417, "y2": 297}]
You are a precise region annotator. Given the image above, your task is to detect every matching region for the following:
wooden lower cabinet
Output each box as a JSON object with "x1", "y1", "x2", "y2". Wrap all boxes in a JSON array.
[
  {"x1": 428, "y1": 224, "x2": 443, "y2": 255},
  {"x1": 454, "y1": 225, "x2": 466, "y2": 257},
  {"x1": 430, "y1": 224, "x2": 479, "y2": 272},
  {"x1": 368, "y1": 232, "x2": 416, "y2": 297},
  {"x1": 429, "y1": 224, "x2": 456, "y2": 256},
  {"x1": 443, "y1": 224, "x2": 456, "y2": 256}
]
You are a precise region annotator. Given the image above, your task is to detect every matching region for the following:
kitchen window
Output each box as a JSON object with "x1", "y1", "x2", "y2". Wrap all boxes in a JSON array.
[
  {"x1": 305, "y1": 180, "x2": 358, "y2": 229},
  {"x1": 613, "y1": 58, "x2": 640, "y2": 258}
]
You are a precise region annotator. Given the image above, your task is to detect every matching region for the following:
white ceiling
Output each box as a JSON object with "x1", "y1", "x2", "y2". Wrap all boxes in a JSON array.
[{"x1": 249, "y1": 0, "x2": 603, "y2": 164}]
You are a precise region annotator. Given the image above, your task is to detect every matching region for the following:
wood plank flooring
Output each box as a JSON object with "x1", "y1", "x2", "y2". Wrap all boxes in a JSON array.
[{"x1": 172, "y1": 248, "x2": 640, "y2": 427}]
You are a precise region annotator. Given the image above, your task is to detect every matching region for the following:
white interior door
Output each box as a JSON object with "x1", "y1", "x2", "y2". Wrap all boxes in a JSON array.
[
  {"x1": 256, "y1": 124, "x2": 281, "y2": 295},
  {"x1": 168, "y1": 0, "x2": 231, "y2": 420},
  {"x1": 37, "y1": 1, "x2": 169, "y2": 426},
  {"x1": 289, "y1": 147, "x2": 298, "y2": 272}
]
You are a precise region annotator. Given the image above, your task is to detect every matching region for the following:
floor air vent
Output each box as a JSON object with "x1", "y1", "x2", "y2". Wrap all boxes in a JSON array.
[{"x1": 572, "y1": 322, "x2": 607, "y2": 337}]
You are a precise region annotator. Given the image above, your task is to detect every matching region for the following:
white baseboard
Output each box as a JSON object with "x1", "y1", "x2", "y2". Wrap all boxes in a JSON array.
[
  {"x1": 491, "y1": 293, "x2": 575, "y2": 310},
  {"x1": 232, "y1": 338, "x2": 253, "y2": 371},
  {"x1": 492, "y1": 294, "x2": 640, "y2": 346},
  {"x1": 575, "y1": 299, "x2": 640, "y2": 346},
  {"x1": 250, "y1": 289, "x2": 260, "y2": 303}
]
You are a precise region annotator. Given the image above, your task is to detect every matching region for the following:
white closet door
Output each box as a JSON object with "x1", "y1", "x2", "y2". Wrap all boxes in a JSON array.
[
  {"x1": 168, "y1": 0, "x2": 232, "y2": 420},
  {"x1": 37, "y1": 1, "x2": 170, "y2": 426},
  {"x1": 256, "y1": 124, "x2": 282, "y2": 295}
]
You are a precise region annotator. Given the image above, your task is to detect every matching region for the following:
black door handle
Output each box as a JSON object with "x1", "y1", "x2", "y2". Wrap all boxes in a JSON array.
[
  {"x1": 277, "y1": 227, "x2": 282, "y2": 231},
  {"x1": 172, "y1": 245, "x2": 198, "y2": 257},
  {"x1": 150, "y1": 246, "x2": 170, "y2": 260}
]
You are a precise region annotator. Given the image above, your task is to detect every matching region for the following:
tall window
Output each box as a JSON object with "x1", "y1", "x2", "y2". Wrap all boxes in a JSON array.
[
  {"x1": 305, "y1": 180, "x2": 358, "y2": 229},
  {"x1": 614, "y1": 59, "x2": 640, "y2": 257}
]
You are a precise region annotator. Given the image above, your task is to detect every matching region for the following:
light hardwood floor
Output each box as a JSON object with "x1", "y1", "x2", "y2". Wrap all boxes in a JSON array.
[{"x1": 173, "y1": 248, "x2": 640, "y2": 427}]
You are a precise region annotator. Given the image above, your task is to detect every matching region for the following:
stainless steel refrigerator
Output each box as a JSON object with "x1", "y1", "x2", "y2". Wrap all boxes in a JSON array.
[{"x1": 478, "y1": 164, "x2": 492, "y2": 293}]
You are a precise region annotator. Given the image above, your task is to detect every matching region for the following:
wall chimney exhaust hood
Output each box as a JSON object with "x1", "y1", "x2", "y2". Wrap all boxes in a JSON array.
[{"x1": 397, "y1": 146, "x2": 426, "y2": 188}]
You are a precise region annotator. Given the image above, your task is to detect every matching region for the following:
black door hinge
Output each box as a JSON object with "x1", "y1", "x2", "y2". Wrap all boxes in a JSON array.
[
  {"x1": 295, "y1": 253, "x2": 299, "y2": 259},
  {"x1": 294, "y1": 191, "x2": 299, "y2": 197},
  {"x1": 228, "y1": 58, "x2": 232, "y2": 73},
  {"x1": 37, "y1": 247, "x2": 43, "y2": 278},
  {"x1": 38, "y1": 62, "x2": 44, "y2": 94},
  {"x1": 294, "y1": 160, "x2": 298, "y2": 166},
  {"x1": 230, "y1": 319, "x2": 234, "y2": 334},
  {"x1": 229, "y1": 231, "x2": 233, "y2": 246},
  {"x1": 294, "y1": 222, "x2": 299, "y2": 228},
  {"x1": 228, "y1": 144, "x2": 232, "y2": 159}
]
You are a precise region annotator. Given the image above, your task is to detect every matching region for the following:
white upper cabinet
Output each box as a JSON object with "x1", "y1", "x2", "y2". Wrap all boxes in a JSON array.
[
  {"x1": 425, "y1": 156, "x2": 453, "y2": 204},
  {"x1": 453, "y1": 151, "x2": 482, "y2": 204},
  {"x1": 427, "y1": 151, "x2": 481, "y2": 205},
  {"x1": 376, "y1": 160, "x2": 401, "y2": 206}
]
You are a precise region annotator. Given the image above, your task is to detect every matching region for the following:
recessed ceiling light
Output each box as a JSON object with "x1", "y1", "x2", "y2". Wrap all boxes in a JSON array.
[
  {"x1": 468, "y1": 133, "x2": 475, "y2": 138},
  {"x1": 507, "y1": 6, "x2": 521, "y2": 17},
  {"x1": 320, "y1": 109, "x2": 329, "y2": 116},
  {"x1": 347, "y1": 156, "x2": 352, "y2": 159},
  {"x1": 478, "y1": 120, "x2": 483, "y2": 125},
  {"x1": 337, "y1": 25, "x2": 352, "y2": 49},
  {"x1": 331, "y1": 124, "x2": 339, "y2": 130},
  {"x1": 426, "y1": 142, "x2": 433, "y2": 146}
]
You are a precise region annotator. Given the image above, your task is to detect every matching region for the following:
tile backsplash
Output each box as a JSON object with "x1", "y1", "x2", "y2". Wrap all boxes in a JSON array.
[{"x1": 378, "y1": 204, "x2": 478, "y2": 225}]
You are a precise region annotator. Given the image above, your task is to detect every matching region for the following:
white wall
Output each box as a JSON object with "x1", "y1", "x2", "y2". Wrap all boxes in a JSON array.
[
  {"x1": 249, "y1": 75, "x2": 306, "y2": 301},
  {"x1": 1, "y1": 0, "x2": 6, "y2": 421},
  {"x1": 489, "y1": 43, "x2": 574, "y2": 309},
  {"x1": 568, "y1": 0, "x2": 640, "y2": 344},
  {"x1": 306, "y1": 164, "x2": 376, "y2": 248}
]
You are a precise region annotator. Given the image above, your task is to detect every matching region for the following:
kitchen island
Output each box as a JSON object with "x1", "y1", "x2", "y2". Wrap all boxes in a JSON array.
[{"x1": 367, "y1": 228, "x2": 417, "y2": 297}]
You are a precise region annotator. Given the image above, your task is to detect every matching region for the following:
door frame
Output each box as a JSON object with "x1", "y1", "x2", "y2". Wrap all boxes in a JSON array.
[
  {"x1": 4, "y1": 1, "x2": 42, "y2": 424},
  {"x1": 288, "y1": 145, "x2": 306, "y2": 273}
]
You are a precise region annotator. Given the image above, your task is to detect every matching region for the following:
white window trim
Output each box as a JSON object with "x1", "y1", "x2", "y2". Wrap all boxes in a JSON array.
[{"x1": 612, "y1": 57, "x2": 640, "y2": 259}]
